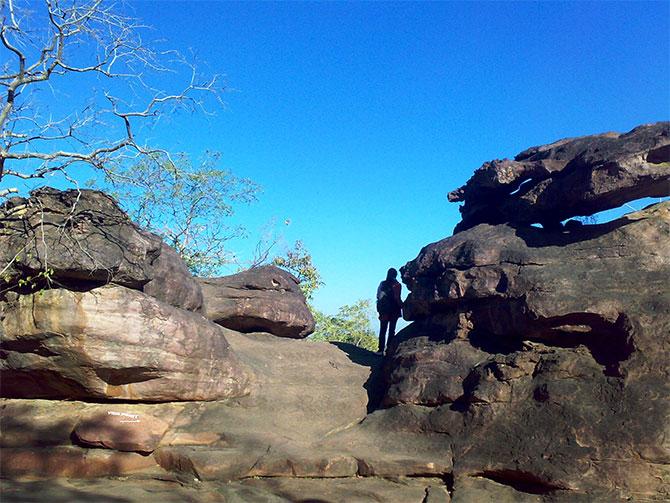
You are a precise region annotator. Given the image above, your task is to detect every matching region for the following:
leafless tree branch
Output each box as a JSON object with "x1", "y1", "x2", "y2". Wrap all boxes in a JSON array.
[{"x1": 0, "y1": 0, "x2": 224, "y2": 195}]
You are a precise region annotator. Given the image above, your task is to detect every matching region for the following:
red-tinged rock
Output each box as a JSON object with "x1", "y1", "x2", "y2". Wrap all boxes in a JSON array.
[
  {"x1": 198, "y1": 265, "x2": 315, "y2": 338},
  {"x1": 0, "y1": 284, "x2": 251, "y2": 401},
  {"x1": 73, "y1": 410, "x2": 170, "y2": 453}
]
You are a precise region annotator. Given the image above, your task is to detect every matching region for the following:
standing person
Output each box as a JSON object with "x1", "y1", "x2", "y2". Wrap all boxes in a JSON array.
[{"x1": 376, "y1": 268, "x2": 403, "y2": 355}]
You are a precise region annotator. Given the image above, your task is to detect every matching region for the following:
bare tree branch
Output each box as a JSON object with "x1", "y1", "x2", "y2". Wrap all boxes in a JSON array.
[{"x1": 0, "y1": 0, "x2": 224, "y2": 192}]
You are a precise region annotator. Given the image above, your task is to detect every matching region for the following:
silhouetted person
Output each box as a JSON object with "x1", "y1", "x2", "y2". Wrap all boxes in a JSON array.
[{"x1": 376, "y1": 268, "x2": 402, "y2": 355}]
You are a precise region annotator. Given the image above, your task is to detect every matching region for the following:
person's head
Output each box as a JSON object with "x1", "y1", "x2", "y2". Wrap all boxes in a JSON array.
[{"x1": 386, "y1": 268, "x2": 398, "y2": 281}]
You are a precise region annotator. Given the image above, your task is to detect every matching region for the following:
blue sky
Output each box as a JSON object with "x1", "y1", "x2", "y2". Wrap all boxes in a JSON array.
[
  {"x1": 8, "y1": 1, "x2": 669, "y2": 315},
  {"x1": 130, "y1": 1, "x2": 669, "y2": 314}
]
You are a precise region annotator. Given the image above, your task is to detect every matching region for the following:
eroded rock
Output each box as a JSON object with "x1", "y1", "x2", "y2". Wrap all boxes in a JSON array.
[
  {"x1": 0, "y1": 284, "x2": 251, "y2": 401},
  {"x1": 388, "y1": 201, "x2": 670, "y2": 499},
  {"x1": 0, "y1": 188, "x2": 203, "y2": 311},
  {"x1": 449, "y1": 122, "x2": 670, "y2": 231},
  {"x1": 199, "y1": 265, "x2": 315, "y2": 338},
  {"x1": 73, "y1": 410, "x2": 170, "y2": 453}
]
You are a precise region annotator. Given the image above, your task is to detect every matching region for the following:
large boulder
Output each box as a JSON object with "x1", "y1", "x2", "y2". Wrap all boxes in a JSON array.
[
  {"x1": 0, "y1": 284, "x2": 251, "y2": 401},
  {"x1": 448, "y1": 122, "x2": 670, "y2": 231},
  {"x1": 0, "y1": 188, "x2": 202, "y2": 311},
  {"x1": 198, "y1": 265, "x2": 315, "y2": 338},
  {"x1": 388, "y1": 201, "x2": 670, "y2": 500}
]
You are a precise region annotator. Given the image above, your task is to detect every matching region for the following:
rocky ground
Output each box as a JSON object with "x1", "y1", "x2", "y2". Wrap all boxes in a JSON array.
[{"x1": 1, "y1": 122, "x2": 669, "y2": 502}]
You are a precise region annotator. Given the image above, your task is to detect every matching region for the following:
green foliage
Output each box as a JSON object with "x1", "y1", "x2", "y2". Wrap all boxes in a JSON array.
[
  {"x1": 310, "y1": 300, "x2": 378, "y2": 352},
  {"x1": 111, "y1": 152, "x2": 260, "y2": 277},
  {"x1": 16, "y1": 267, "x2": 54, "y2": 292},
  {"x1": 273, "y1": 240, "x2": 323, "y2": 301},
  {"x1": 273, "y1": 243, "x2": 375, "y2": 351}
]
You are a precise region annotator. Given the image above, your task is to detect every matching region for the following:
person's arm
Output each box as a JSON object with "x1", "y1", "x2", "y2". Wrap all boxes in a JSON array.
[{"x1": 393, "y1": 282, "x2": 402, "y2": 306}]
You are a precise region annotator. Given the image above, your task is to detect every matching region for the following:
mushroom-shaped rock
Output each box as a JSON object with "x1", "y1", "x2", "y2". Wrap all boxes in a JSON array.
[
  {"x1": 449, "y1": 122, "x2": 670, "y2": 232},
  {"x1": 0, "y1": 285, "x2": 251, "y2": 401},
  {"x1": 198, "y1": 265, "x2": 315, "y2": 338}
]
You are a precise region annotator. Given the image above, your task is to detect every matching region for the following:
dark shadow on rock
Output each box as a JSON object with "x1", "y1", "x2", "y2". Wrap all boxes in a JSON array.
[
  {"x1": 1, "y1": 480, "x2": 132, "y2": 502},
  {"x1": 329, "y1": 342, "x2": 385, "y2": 413},
  {"x1": 511, "y1": 213, "x2": 637, "y2": 248}
]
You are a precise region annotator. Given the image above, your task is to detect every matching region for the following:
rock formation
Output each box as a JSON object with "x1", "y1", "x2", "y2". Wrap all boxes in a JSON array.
[
  {"x1": 449, "y1": 122, "x2": 670, "y2": 231},
  {"x1": 0, "y1": 187, "x2": 202, "y2": 310},
  {"x1": 384, "y1": 122, "x2": 670, "y2": 500},
  {"x1": 199, "y1": 265, "x2": 315, "y2": 338},
  {"x1": 1, "y1": 285, "x2": 250, "y2": 401},
  {"x1": 1, "y1": 124, "x2": 669, "y2": 502}
]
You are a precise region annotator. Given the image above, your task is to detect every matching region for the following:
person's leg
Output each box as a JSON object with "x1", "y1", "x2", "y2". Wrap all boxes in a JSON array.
[
  {"x1": 378, "y1": 320, "x2": 389, "y2": 354},
  {"x1": 386, "y1": 318, "x2": 398, "y2": 353}
]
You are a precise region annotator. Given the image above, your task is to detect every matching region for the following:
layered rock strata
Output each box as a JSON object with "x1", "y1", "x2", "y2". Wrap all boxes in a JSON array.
[
  {"x1": 0, "y1": 187, "x2": 203, "y2": 310},
  {"x1": 0, "y1": 285, "x2": 250, "y2": 401},
  {"x1": 385, "y1": 123, "x2": 670, "y2": 500},
  {"x1": 199, "y1": 265, "x2": 315, "y2": 338}
]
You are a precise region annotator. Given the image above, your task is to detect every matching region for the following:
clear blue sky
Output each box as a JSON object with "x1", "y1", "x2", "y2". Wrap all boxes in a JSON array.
[{"x1": 18, "y1": 1, "x2": 667, "y2": 315}]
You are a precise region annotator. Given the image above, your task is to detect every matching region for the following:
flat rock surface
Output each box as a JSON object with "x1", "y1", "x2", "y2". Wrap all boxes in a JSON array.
[
  {"x1": 0, "y1": 476, "x2": 451, "y2": 503},
  {"x1": 1, "y1": 335, "x2": 454, "y2": 500}
]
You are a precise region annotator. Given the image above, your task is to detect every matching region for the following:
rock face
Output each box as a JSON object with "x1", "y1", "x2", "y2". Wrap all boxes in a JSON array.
[
  {"x1": 143, "y1": 243, "x2": 203, "y2": 311},
  {"x1": 0, "y1": 285, "x2": 251, "y2": 401},
  {"x1": 199, "y1": 265, "x2": 315, "y2": 338},
  {"x1": 3, "y1": 125, "x2": 669, "y2": 502},
  {"x1": 388, "y1": 203, "x2": 670, "y2": 498},
  {"x1": 449, "y1": 122, "x2": 670, "y2": 231},
  {"x1": 73, "y1": 410, "x2": 170, "y2": 453},
  {"x1": 0, "y1": 187, "x2": 202, "y2": 310}
]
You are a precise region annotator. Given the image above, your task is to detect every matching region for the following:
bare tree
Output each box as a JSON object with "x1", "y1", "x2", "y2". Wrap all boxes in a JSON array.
[{"x1": 0, "y1": 0, "x2": 222, "y2": 197}]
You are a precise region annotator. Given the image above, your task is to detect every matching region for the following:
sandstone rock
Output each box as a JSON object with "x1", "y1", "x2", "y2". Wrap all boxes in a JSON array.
[
  {"x1": 384, "y1": 337, "x2": 489, "y2": 407},
  {"x1": 0, "y1": 446, "x2": 160, "y2": 479},
  {"x1": 448, "y1": 122, "x2": 670, "y2": 231},
  {"x1": 0, "y1": 399, "x2": 184, "y2": 449},
  {"x1": 0, "y1": 284, "x2": 251, "y2": 401},
  {"x1": 238, "y1": 477, "x2": 446, "y2": 503},
  {"x1": 143, "y1": 242, "x2": 203, "y2": 311},
  {"x1": 198, "y1": 265, "x2": 315, "y2": 338},
  {"x1": 4, "y1": 476, "x2": 451, "y2": 503},
  {"x1": 0, "y1": 188, "x2": 203, "y2": 311},
  {"x1": 73, "y1": 410, "x2": 170, "y2": 453},
  {"x1": 390, "y1": 201, "x2": 670, "y2": 499}
]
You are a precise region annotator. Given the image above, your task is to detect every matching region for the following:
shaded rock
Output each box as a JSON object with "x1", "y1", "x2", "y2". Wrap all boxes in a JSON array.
[
  {"x1": 198, "y1": 265, "x2": 315, "y2": 338},
  {"x1": 0, "y1": 446, "x2": 160, "y2": 479},
  {"x1": 384, "y1": 337, "x2": 489, "y2": 407},
  {"x1": 238, "y1": 477, "x2": 446, "y2": 503},
  {"x1": 0, "y1": 399, "x2": 183, "y2": 449},
  {"x1": 73, "y1": 410, "x2": 170, "y2": 453},
  {"x1": 390, "y1": 201, "x2": 670, "y2": 499},
  {"x1": 143, "y1": 242, "x2": 203, "y2": 311},
  {"x1": 0, "y1": 284, "x2": 251, "y2": 401},
  {"x1": 449, "y1": 122, "x2": 670, "y2": 231},
  {"x1": 0, "y1": 188, "x2": 203, "y2": 311}
]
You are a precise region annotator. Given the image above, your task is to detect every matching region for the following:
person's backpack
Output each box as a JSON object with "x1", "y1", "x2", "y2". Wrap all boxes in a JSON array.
[{"x1": 376, "y1": 280, "x2": 396, "y2": 314}]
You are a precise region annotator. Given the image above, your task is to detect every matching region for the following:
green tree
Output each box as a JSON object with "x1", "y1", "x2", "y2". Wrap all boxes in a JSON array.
[
  {"x1": 311, "y1": 300, "x2": 378, "y2": 351},
  {"x1": 272, "y1": 240, "x2": 323, "y2": 301},
  {"x1": 272, "y1": 243, "x2": 376, "y2": 351},
  {"x1": 112, "y1": 153, "x2": 259, "y2": 277}
]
